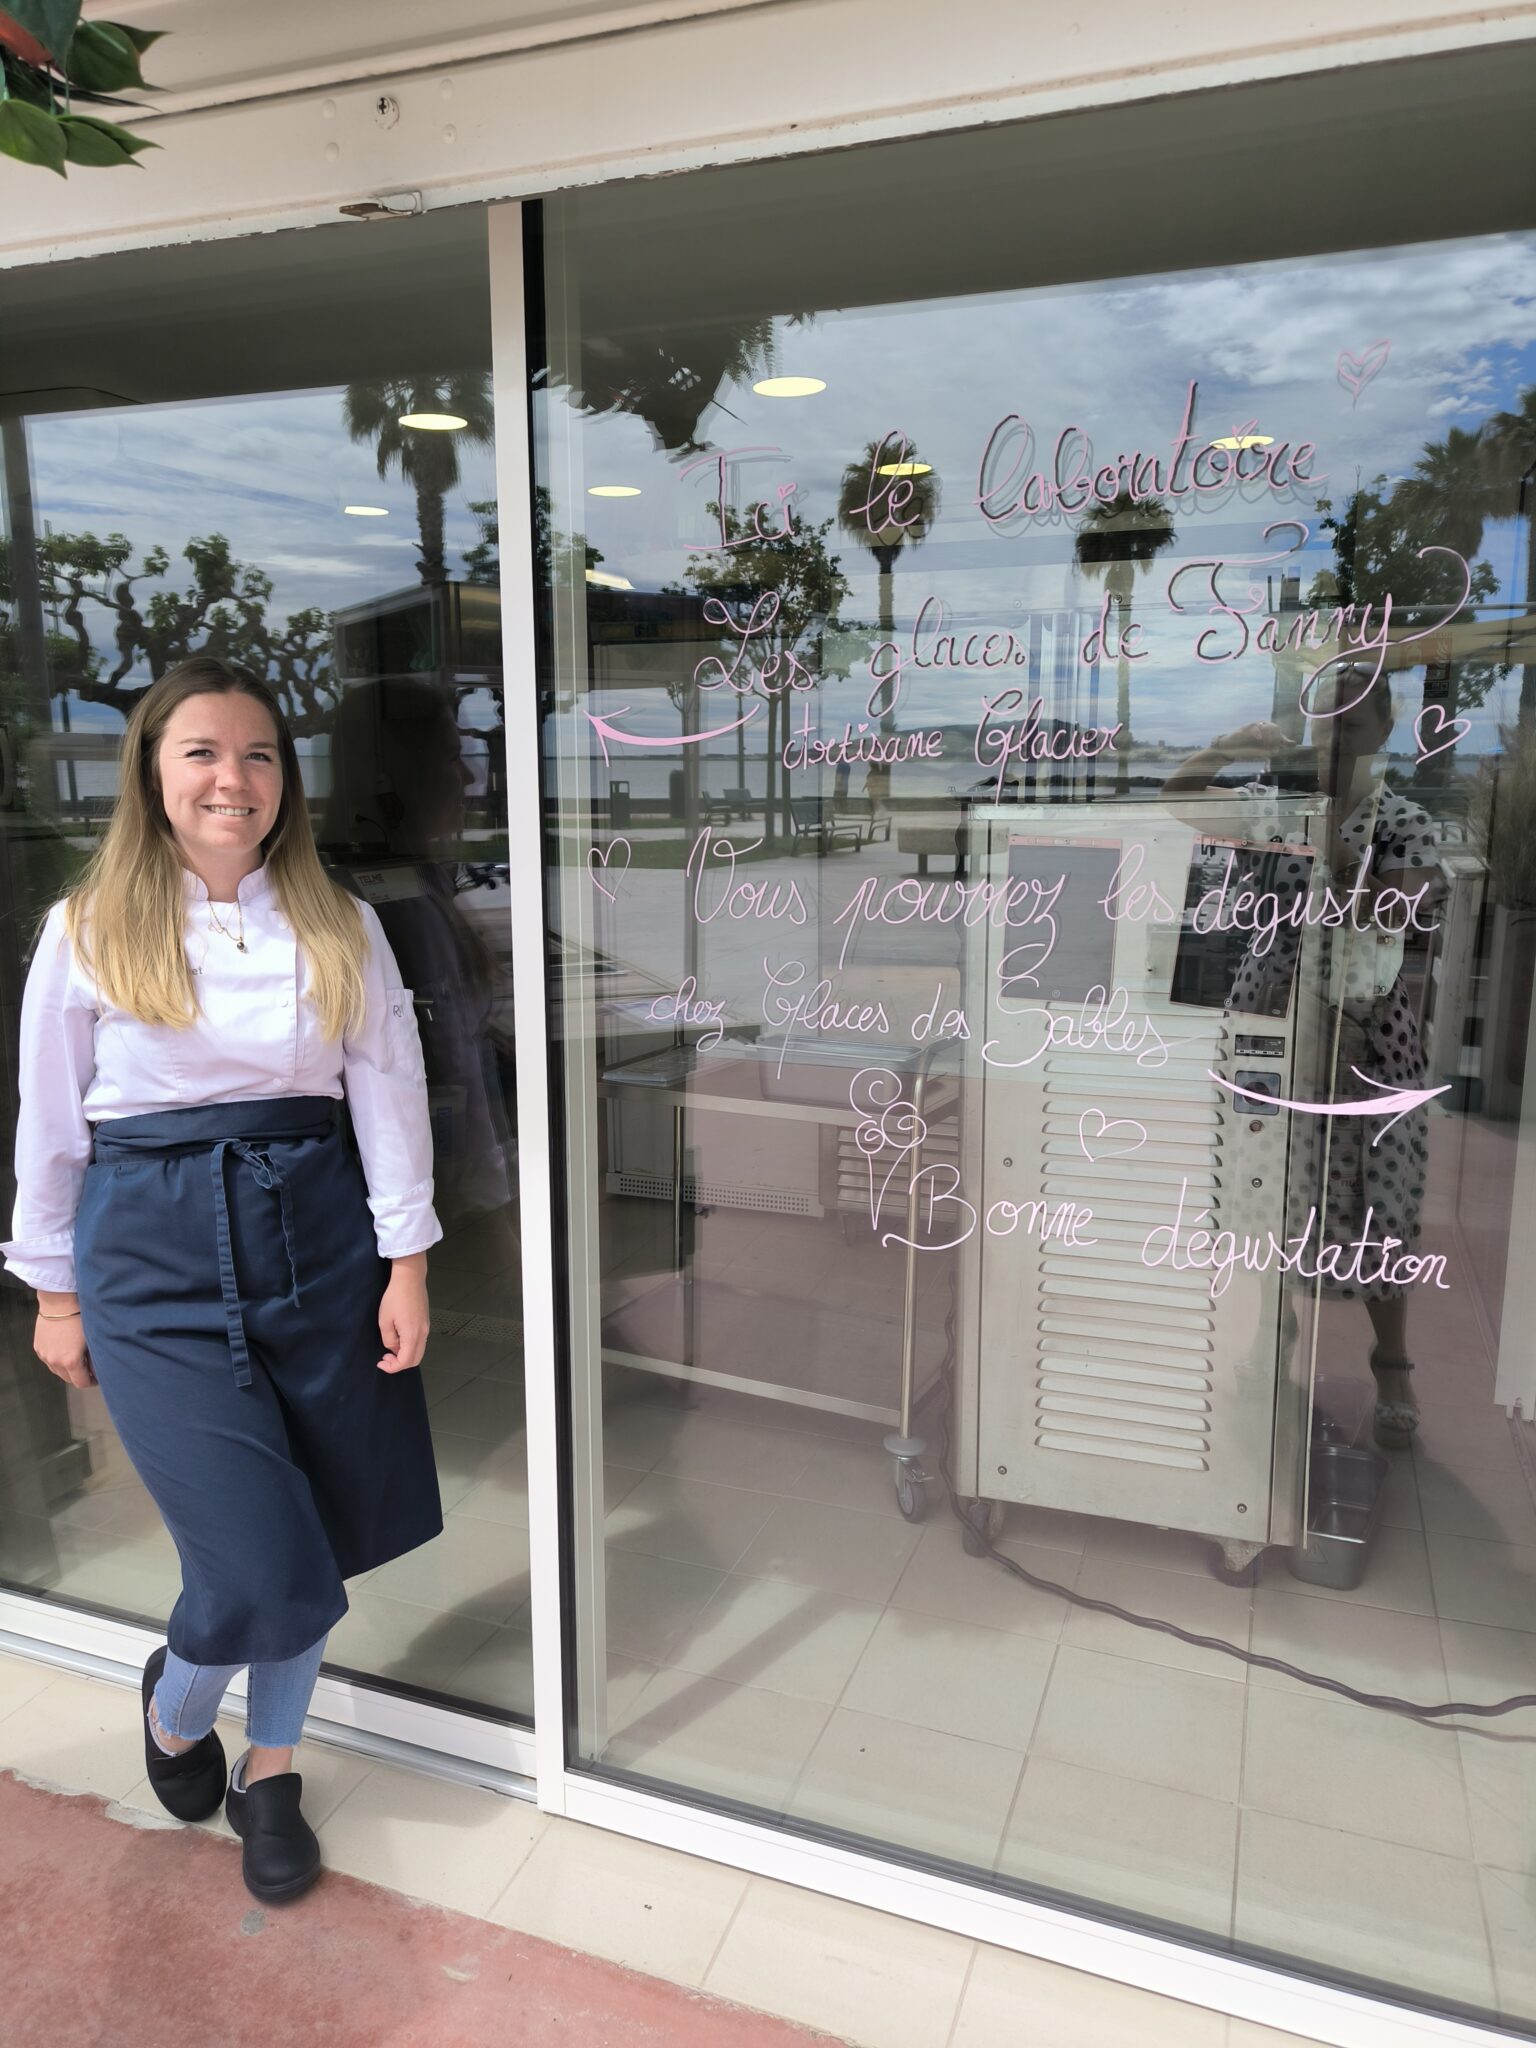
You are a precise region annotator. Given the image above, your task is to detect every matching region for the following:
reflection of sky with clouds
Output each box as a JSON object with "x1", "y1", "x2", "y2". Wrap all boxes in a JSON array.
[
  {"x1": 28, "y1": 387, "x2": 498, "y2": 733},
  {"x1": 558, "y1": 231, "x2": 1536, "y2": 756}
]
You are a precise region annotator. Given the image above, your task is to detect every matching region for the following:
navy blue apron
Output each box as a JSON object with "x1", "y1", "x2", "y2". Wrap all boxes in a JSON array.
[{"x1": 73, "y1": 1096, "x2": 443, "y2": 1666}]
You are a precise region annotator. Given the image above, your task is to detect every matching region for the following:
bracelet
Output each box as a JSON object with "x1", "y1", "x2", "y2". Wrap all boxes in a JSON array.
[{"x1": 36, "y1": 1307, "x2": 82, "y2": 1320}]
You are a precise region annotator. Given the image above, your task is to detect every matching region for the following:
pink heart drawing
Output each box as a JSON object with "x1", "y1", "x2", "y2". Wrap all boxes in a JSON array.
[
  {"x1": 1413, "y1": 704, "x2": 1470, "y2": 764},
  {"x1": 1337, "y1": 340, "x2": 1391, "y2": 406},
  {"x1": 587, "y1": 836, "x2": 631, "y2": 902},
  {"x1": 1077, "y1": 1108, "x2": 1148, "y2": 1163}
]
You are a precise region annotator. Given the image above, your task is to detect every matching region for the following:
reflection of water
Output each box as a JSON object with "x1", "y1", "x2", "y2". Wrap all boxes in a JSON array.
[
  {"x1": 47, "y1": 736, "x2": 335, "y2": 810},
  {"x1": 556, "y1": 742, "x2": 1491, "y2": 810}
]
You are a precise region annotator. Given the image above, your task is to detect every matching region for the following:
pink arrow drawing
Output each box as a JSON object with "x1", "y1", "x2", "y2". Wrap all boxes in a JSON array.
[
  {"x1": 584, "y1": 703, "x2": 760, "y2": 764},
  {"x1": 1211, "y1": 1068, "x2": 1450, "y2": 1145}
]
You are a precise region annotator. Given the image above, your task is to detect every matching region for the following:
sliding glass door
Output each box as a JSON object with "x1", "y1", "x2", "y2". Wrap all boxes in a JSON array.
[{"x1": 0, "y1": 209, "x2": 530, "y2": 1740}]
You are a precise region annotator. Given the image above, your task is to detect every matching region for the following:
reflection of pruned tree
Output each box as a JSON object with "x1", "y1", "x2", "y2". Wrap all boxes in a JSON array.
[
  {"x1": 676, "y1": 504, "x2": 852, "y2": 846},
  {"x1": 0, "y1": 525, "x2": 339, "y2": 734},
  {"x1": 1074, "y1": 491, "x2": 1177, "y2": 796},
  {"x1": 1313, "y1": 483, "x2": 1499, "y2": 646},
  {"x1": 463, "y1": 488, "x2": 601, "y2": 590},
  {"x1": 1313, "y1": 479, "x2": 1500, "y2": 811},
  {"x1": 1475, "y1": 389, "x2": 1536, "y2": 724},
  {"x1": 1321, "y1": 389, "x2": 1536, "y2": 754}
]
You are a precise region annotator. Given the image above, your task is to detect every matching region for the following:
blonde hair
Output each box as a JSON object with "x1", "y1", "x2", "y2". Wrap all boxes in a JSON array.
[{"x1": 63, "y1": 657, "x2": 368, "y2": 1040}]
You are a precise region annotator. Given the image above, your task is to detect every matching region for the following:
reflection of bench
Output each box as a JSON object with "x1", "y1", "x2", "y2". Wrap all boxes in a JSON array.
[
  {"x1": 833, "y1": 795, "x2": 892, "y2": 845},
  {"x1": 704, "y1": 785, "x2": 755, "y2": 824},
  {"x1": 897, "y1": 823, "x2": 964, "y2": 877},
  {"x1": 790, "y1": 797, "x2": 865, "y2": 854}
]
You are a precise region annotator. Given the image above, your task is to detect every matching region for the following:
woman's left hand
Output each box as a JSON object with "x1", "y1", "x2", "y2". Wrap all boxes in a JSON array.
[{"x1": 378, "y1": 1253, "x2": 430, "y2": 1373}]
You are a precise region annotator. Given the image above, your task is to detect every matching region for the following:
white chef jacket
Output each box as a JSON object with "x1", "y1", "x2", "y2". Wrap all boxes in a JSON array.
[{"x1": 2, "y1": 863, "x2": 442, "y2": 1293}]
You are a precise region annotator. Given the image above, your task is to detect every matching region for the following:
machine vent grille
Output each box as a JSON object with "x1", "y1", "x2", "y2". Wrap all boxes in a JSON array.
[
  {"x1": 834, "y1": 1127, "x2": 961, "y2": 1218},
  {"x1": 1032, "y1": 1024, "x2": 1224, "y2": 1470},
  {"x1": 609, "y1": 1172, "x2": 818, "y2": 1216}
]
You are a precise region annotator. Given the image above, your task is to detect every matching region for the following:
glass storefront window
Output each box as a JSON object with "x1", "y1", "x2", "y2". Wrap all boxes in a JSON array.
[
  {"x1": 534, "y1": 47, "x2": 1536, "y2": 2029},
  {"x1": 0, "y1": 212, "x2": 530, "y2": 1724}
]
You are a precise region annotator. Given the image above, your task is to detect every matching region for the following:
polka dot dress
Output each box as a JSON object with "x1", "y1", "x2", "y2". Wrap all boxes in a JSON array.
[{"x1": 1226, "y1": 784, "x2": 1437, "y2": 1301}]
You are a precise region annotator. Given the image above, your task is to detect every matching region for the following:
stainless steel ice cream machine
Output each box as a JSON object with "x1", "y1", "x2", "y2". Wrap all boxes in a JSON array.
[{"x1": 919, "y1": 795, "x2": 1348, "y2": 1581}]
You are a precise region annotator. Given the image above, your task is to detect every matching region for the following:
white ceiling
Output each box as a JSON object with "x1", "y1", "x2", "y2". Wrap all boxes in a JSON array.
[{"x1": 81, "y1": 0, "x2": 779, "y2": 102}]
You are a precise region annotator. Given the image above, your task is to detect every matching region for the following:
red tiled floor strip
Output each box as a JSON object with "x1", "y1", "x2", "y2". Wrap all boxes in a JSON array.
[{"x1": 0, "y1": 1772, "x2": 845, "y2": 2048}]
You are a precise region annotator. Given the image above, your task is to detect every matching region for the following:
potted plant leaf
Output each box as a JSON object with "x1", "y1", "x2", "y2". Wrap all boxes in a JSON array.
[{"x1": 0, "y1": 2, "x2": 163, "y2": 175}]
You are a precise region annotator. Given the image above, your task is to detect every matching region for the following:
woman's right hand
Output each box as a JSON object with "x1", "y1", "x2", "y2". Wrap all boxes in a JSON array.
[
  {"x1": 1212, "y1": 720, "x2": 1294, "y2": 757},
  {"x1": 34, "y1": 1298, "x2": 95, "y2": 1388}
]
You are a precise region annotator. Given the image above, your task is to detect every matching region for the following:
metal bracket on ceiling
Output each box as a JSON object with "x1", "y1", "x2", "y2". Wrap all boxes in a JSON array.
[{"x1": 338, "y1": 191, "x2": 425, "y2": 222}]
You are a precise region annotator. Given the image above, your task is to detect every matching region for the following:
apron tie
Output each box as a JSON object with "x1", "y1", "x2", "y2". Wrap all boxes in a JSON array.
[{"x1": 210, "y1": 1139, "x2": 300, "y2": 1389}]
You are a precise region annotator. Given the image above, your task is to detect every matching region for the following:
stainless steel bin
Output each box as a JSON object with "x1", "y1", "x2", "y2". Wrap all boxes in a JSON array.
[{"x1": 1287, "y1": 1442, "x2": 1390, "y2": 1591}]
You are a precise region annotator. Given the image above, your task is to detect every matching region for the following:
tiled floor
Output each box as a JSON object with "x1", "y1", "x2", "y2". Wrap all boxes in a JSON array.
[
  {"x1": 576, "y1": 1360, "x2": 1536, "y2": 2029},
  {"x1": 0, "y1": 1652, "x2": 1315, "y2": 2048}
]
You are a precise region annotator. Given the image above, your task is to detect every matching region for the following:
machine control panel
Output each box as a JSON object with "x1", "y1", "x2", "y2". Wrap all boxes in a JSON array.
[{"x1": 1233, "y1": 1068, "x2": 1283, "y2": 1115}]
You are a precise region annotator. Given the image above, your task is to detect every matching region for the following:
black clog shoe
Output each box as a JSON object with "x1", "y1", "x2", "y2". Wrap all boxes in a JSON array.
[
  {"x1": 225, "y1": 1768, "x2": 322, "y2": 1904},
  {"x1": 141, "y1": 1645, "x2": 229, "y2": 1823}
]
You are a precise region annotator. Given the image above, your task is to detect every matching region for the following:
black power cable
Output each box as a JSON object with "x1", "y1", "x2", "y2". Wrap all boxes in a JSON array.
[{"x1": 926, "y1": 1286, "x2": 1536, "y2": 1723}]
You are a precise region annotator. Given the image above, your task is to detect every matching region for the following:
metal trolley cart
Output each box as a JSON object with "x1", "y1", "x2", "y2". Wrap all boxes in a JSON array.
[
  {"x1": 903, "y1": 794, "x2": 1339, "y2": 1580},
  {"x1": 601, "y1": 1037, "x2": 960, "y2": 1485}
]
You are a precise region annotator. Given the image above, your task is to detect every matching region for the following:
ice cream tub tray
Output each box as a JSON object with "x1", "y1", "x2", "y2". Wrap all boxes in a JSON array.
[{"x1": 1286, "y1": 1442, "x2": 1390, "y2": 1591}]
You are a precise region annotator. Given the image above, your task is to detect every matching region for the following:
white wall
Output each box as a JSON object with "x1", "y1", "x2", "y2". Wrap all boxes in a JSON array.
[{"x1": 6, "y1": 0, "x2": 1536, "y2": 265}]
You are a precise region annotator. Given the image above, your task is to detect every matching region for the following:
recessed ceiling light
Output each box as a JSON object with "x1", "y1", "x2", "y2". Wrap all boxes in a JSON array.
[
  {"x1": 586, "y1": 568, "x2": 635, "y2": 589},
  {"x1": 344, "y1": 504, "x2": 389, "y2": 516},
  {"x1": 1209, "y1": 433, "x2": 1275, "y2": 451},
  {"x1": 588, "y1": 485, "x2": 642, "y2": 498},
  {"x1": 876, "y1": 461, "x2": 933, "y2": 477},
  {"x1": 397, "y1": 411, "x2": 466, "y2": 430},
  {"x1": 753, "y1": 376, "x2": 826, "y2": 398}
]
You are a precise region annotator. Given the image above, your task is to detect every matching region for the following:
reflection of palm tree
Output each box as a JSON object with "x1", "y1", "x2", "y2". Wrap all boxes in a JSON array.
[
  {"x1": 1074, "y1": 492, "x2": 1177, "y2": 796},
  {"x1": 1394, "y1": 425, "x2": 1498, "y2": 558},
  {"x1": 578, "y1": 318, "x2": 784, "y2": 454},
  {"x1": 1387, "y1": 391, "x2": 1536, "y2": 723},
  {"x1": 344, "y1": 373, "x2": 494, "y2": 586},
  {"x1": 836, "y1": 436, "x2": 938, "y2": 732}
]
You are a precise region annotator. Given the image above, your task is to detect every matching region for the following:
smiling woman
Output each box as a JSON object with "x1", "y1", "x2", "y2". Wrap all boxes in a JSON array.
[
  {"x1": 4, "y1": 655, "x2": 444, "y2": 1898},
  {"x1": 159, "y1": 693, "x2": 284, "y2": 889}
]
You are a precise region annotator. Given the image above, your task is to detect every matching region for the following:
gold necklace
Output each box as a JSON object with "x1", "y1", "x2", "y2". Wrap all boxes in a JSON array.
[{"x1": 207, "y1": 897, "x2": 247, "y2": 952}]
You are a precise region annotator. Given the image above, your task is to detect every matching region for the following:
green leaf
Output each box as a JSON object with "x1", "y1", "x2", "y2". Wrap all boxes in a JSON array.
[
  {"x1": 60, "y1": 109, "x2": 151, "y2": 164},
  {"x1": 64, "y1": 18, "x2": 144, "y2": 93},
  {"x1": 109, "y1": 22, "x2": 164, "y2": 55},
  {"x1": 0, "y1": 93, "x2": 66, "y2": 172},
  {"x1": 0, "y1": 2, "x2": 81, "y2": 66},
  {"x1": 4, "y1": 62, "x2": 59, "y2": 109}
]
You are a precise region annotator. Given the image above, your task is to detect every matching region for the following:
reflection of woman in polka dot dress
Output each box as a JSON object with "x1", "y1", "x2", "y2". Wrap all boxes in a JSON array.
[{"x1": 1167, "y1": 671, "x2": 1439, "y2": 1448}]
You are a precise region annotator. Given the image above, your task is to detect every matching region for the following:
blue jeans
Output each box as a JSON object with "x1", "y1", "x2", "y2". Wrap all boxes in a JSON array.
[{"x1": 153, "y1": 1632, "x2": 329, "y2": 1750}]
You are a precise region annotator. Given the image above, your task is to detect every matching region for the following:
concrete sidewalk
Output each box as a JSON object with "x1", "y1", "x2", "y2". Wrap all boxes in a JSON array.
[
  {"x1": 0, "y1": 1769, "x2": 841, "y2": 2048},
  {"x1": 0, "y1": 1653, "x2": 1310, "y2": 2048}
]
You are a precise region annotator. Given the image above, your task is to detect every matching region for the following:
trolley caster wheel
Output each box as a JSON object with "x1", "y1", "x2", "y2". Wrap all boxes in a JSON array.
[
  {"x1": 894, "y1": 1459, "x2": 928, "y2": 1523},
  {"x1": 1210, "y1": 1538, "x2": 1263, "y2": 1587},
  {"x1": 959, "y1": 1498, "x2": 1000, "y2": 1556}
]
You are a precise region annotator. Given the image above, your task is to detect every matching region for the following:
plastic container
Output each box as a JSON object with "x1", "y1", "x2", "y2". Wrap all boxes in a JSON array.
[{"x1": 1286, "y1": 1441, "x2": 1390, "y2": 1590}]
